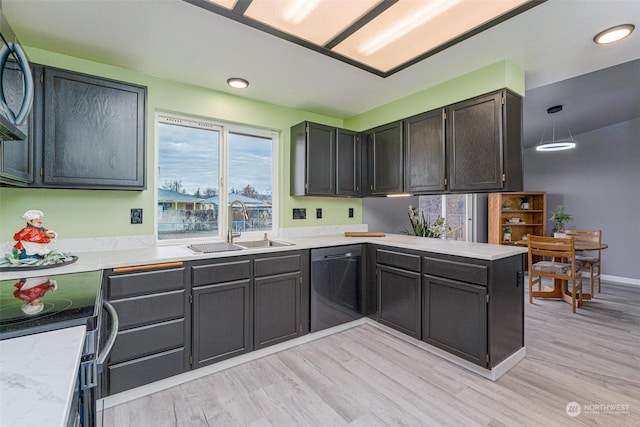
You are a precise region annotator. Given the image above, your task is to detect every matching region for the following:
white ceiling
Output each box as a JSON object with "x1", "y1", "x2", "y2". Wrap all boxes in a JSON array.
[{"x1": 3, "y1": 0, "x2": 640, "y2": 148}]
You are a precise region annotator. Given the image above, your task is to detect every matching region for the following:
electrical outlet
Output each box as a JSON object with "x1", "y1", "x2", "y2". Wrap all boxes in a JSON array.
[
  {"x1": 348, "y1": 208, "x2": 354, "y2": 218},
  {"x1": 293, "y1": 208, "x2": 306, "y2": 220},
  {"x1": 316, "y1": 208, "x2": 322, "y2": 219},
  {"x1": 131, "y1": 208, "x2": 143, "y2": 224}
]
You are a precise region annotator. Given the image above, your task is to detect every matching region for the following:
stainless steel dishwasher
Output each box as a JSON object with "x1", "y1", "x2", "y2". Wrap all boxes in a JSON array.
[{"x1": 310, "y1": 245, "x2": 364, "y2": 332}]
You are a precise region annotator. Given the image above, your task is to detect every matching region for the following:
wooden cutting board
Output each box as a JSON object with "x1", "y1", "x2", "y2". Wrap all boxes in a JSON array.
[{"x1": 344, "y1": 231, "x2": 386, "y2": 237}]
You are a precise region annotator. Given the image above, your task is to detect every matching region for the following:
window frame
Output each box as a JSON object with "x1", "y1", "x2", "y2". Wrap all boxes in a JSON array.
[{"x1": 155, "y1": 112, "x2": 279, "y2": 244}]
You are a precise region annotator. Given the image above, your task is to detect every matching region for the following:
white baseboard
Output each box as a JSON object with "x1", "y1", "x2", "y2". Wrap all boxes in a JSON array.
[
  {"x1": 364, "y1": 319, "x2": 526, "y2": 381},
  {"x1": 99, "y1": 316, "x2": 525, "y2": 409},
  {"x1": 99, "y1": 318, "x2": 368, "y2": 409},
  {"x1": 601, "y1": 274, "x2": 640, "y2": 287}
]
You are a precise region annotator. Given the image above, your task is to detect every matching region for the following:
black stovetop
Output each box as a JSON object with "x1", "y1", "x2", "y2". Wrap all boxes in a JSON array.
[{"x1": 0, "y1": 270, "x2": 102, "y2": 340}]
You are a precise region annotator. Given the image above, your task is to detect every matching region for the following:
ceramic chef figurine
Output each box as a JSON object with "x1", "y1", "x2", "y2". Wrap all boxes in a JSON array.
[{"x1": 13, "y1": 210, "x2": 58, "y2": 259}]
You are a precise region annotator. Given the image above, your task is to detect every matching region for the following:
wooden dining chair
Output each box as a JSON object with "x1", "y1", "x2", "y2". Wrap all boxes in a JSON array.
[
  {"x1": 564, "y1": 229, "x2": 602, "y2": 294},
  {"x1": 527, "y1": 234, "x2": 583, "y2": 313}
]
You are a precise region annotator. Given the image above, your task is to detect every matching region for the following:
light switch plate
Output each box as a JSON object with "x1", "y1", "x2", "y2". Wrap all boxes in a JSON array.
[
  {"x1": 131, "y1": 208, "x2": 143, "y2": 224},
  {"x1": 316, "y1": 208, "x2": 322, "y2": 219},
  {"x1": 348, "y1": 208, "x2": 354, "y2": 218}
]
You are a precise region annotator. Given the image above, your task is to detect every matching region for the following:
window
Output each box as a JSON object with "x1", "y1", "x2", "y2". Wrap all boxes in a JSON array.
[
  {"x1": 156, "y1": 113, "x2": 277, "y2": 242},
  {"x1": 419, "y1": 194, "x2": 473, "y2": 241}
]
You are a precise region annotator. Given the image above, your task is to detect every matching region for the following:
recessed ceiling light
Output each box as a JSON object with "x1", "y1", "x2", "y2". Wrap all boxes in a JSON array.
[
  {"x1": 593, "y1": 24, "x2": 635, "y2": 45},
  {"x1": 227, "y1": 78, "x2": 249, "y2": 89}
]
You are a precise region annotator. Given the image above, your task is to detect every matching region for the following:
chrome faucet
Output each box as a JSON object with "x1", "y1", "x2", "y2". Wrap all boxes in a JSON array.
[{"x1": 227, "y1": 200, "x2": 249, "y2": 243}]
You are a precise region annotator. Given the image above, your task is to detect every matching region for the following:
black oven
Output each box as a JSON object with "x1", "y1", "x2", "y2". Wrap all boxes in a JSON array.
[
  {"x1": 70, "y1": 300, "x2": 118, "y2": 427},
  {"x1": 0, "y1": 270, "x2": 116, "y2": 427}
]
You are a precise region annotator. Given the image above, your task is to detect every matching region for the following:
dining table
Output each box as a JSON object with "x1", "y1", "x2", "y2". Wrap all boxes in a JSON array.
[{"x1": 514, "y1": 239, "x2": 608, "y2": 305}]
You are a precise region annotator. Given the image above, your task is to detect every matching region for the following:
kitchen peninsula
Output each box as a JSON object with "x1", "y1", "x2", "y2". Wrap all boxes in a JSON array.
[{"x1": 0, "y1": 233, "x2": 527, "y2": 420}]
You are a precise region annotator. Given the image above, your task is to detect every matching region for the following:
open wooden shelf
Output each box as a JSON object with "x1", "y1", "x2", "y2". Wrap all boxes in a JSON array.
[{"x1": 488, "y1": 192, "x2": 547, "y2": 244}]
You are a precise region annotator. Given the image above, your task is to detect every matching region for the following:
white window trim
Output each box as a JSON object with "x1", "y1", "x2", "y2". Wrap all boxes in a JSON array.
[{"x1": 155, "y1": 112, "x2": 279, "y2": 244}]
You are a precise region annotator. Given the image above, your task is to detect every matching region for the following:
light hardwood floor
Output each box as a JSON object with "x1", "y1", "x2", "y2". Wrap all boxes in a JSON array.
[{"x1": 103, "y1": 281, "x2": 640, "y2": 426}]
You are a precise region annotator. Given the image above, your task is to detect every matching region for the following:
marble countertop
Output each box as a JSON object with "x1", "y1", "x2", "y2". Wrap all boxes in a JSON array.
[
  {"x1": 0, "y1": 232, "x2": 527, "y2": 423},
  {"x1": 0, "y1": 234, "x2": 526, "y2": 281},
  {"x1": 0, "y1": 325, "x2": 86, "y2": 427}
]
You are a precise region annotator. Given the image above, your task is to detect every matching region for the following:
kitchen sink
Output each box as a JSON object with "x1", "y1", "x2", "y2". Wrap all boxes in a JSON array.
[
  {"x1": 185, "y1": 239, "x2": 294, "y2": 253},
  {"x1": 236, "y1": 239, "x2": 294, "y2": 249},
  {"x1": 187, "y1": 242, "x2": 244, "y2": 253}
]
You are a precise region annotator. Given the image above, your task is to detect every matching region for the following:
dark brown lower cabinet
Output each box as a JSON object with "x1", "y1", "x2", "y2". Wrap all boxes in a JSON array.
[
  {"x1": 254, "y1": 272, "x2": 302, "y2": 349},
  {"x1": 192, "y1": 280, "x2": 252, "y2": 369},
  {"x1": 253, "y1": 251, "x2": 309, "y2": 350},
  {"x1": 376, "y1": 264, "x2": 421, "y2": 339},
  {"x1": 422, "y1": 275, "x2": 487, "y2": 366},
  {"x1": 102, "y1": 265, "x2": 189, "y2": 396}
]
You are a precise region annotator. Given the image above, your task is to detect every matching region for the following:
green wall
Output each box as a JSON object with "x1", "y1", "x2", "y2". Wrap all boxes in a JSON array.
[
  {"x1": 0, "y1": 46, "x2": 523, "y2": 243},
  {"x1": 344, "y1": 60, "x2": 524, "y2": 131}
]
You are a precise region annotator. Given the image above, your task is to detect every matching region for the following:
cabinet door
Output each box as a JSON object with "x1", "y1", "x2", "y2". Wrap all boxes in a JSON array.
[
  {"x1": 192, "y1": 280, "x2": 252, "y2": 369},
  {"x1": 0, "y1": 62, "x2": 36, "y2": 184},
  {"x1": 336, "y1": 128, "x2": 360, "y2": 196},
  {"x1": 422, "y1": 275, "x2": 487, "y2": 366},
  {"x1": 404, "y1": 109, "x2": 446, "y2": 193},
  {"x1": 447, "y1": 91, "x2": 503, "y2": 191},
  {"x1": 377, "y1": 264, "x2": 421, "y2": 338},
  {"x1": 367, "y1": 121, "x2": 403, "y2": 195},
  {"x1": 42, "y1": 67, "x2": 146, "y2": 189},
  {"x1": 254, "y1": 271, "x2": 302, "y2": 349},
  {"x1": 305, "y1": 122, "x2": 335, "y2": 196}
]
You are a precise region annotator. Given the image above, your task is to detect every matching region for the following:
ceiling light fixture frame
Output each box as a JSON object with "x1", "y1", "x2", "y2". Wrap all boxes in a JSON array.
[
  {"x1": 183, "y1": 0, "x2": 546, "y2": 78},
  {"x1": 227, "y1": 77, "x2": 249, "y2": 89},
  {"x1": 536, "y1": 105, "x2": 576, "y2": 152},
  {"x1": 593, "y1": 24, "x2": 635, "y2": 45}
]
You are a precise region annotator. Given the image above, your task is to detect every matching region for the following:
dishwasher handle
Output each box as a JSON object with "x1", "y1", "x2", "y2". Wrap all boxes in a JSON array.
[
  {"x1": 324, "y1": 253, "x2": 355, "y2": 259},
  {"x1": 97, "y1": 300, "x2": 119, "y2": 372}
]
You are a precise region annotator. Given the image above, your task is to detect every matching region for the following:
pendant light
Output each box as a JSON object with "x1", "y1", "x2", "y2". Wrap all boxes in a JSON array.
[{"x1": 536, "y1": 105, "x2": 576, "y2": 152}]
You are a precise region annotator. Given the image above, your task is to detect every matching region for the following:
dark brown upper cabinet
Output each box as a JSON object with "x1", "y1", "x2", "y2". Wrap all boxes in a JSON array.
[
  {"x1": 0, "y1": 62, "x2": 36, "y2": 185},
  {"x1": 291, "y1": 121, "x2": 361, "y2": 197},
  {"x1": 42, "y1": 67, "x2": 147, "y2": 189},
  {"x1": 447, "y1": 90, "x2": 522, "y2": 192},
  {"x1": 1, "y1": 64, "x2": 147, "y2": 190},
  {"x1": 335, "y1": 128, "x2": 361, "y2": 197},
  {"x1": 403, "y1": 109, "x2": 446, "y2": 194},
  {"x1": 291, "y1": 121, "x2": 334, "y2": 196},
  {"x1": 366, "y1": 121, "x2": 403, "y2": 196}
]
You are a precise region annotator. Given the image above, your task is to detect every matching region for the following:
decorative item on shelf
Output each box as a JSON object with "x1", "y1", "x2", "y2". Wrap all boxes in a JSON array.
[
  {"x1": 508, "y1": 218, "x2": 521, "y2": 223},
  {"x1": 1, "y1": 210, "x2": 76, "y2": 270},
  {"x1": 520, "y1": 196, "x2": 530, "y2": 210},
  {"x1": 503, "y1": 226, "x2": 512, "y2": 242},
  {"x1": 405, "y1": 205, "x2": 451, "y2": 239},
  {"x1": 502, "y1": 200, "x2": 512, "y2": 210},
  {"x1": 550, "y1": 204, "x2": 573, "y2": 237}
]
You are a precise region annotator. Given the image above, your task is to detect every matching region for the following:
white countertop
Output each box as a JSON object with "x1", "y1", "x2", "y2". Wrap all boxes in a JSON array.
[
  {"x1": 0, "y1": 233, "x2": 527, "y2": 424},
  {"x1": 0, "y1": 233, "x2": 526, "y2": 281},
  {"x1": 0, "y1": 325, "x2": 86, "y2": 427}
]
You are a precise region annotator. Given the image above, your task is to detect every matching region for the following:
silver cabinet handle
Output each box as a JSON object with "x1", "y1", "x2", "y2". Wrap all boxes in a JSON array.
[{"x1": 97, "y1": 300, "x2": 119, "y2": 370}]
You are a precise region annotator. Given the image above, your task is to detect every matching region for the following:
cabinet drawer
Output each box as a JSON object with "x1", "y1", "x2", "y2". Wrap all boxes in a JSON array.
[
  {"x1": 107, "y1": 347, "x2": 185, "y2": 395},
  {"x1": 108, "y1": 318, "x2": 184, "y2": 364},
  {"x1": 192, "y1": 259, "x2": 251, "y2": 286},
  {"x1": 111, "y1": 290, "x2": 185, "y2": 330},
  {"x1": 376, "y1": 249, "x2": 421, "y2": 272},
  {"x1": 108, "y1": 267, "x2": 185, "y2": 299},
  {"x1": 254, "y1": 253, "x2": 301, "y2": 277},
  {"x1": 423, "y1": 257, "x2": 487, "y2": 286}
]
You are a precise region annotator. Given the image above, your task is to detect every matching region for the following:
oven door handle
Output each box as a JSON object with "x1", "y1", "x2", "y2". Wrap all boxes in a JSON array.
[{"x1": 97, "y1": 300, "x2": 119, "y2": 372}]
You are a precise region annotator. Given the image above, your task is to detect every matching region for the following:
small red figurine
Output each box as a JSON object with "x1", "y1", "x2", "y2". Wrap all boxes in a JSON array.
[
  {"x1": 13, "y1": 210, "x2": 58, "y2": 259},
  {"x1": 13, "y1": 277, "x2": 57, "y2": 315}
]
